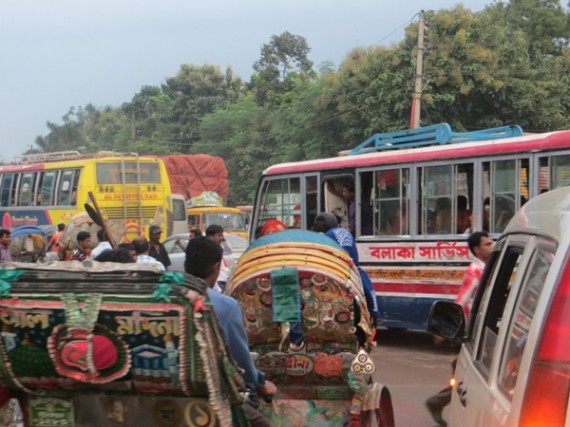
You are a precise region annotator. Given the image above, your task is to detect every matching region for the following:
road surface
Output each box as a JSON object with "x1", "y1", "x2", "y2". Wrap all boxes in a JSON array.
[{"x1": 372, "y1": 329, "x2": 460, "y2": 427}]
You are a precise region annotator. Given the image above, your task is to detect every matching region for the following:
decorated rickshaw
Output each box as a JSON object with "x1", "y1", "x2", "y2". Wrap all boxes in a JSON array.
[
  {"x1": 9, "y1": 226, "x2": 49, "y2": 263},
  {"x1": 0, "y1": 261, "x2": 248, "y2": 427},
  {"x1": 226, "y1": 229, "x2": 395, "y2": 427}
]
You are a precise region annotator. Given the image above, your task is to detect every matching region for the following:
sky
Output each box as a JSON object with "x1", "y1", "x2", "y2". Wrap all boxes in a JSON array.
[{"x1": 0, "y1": 0, "x2": 491, "y2": 162}]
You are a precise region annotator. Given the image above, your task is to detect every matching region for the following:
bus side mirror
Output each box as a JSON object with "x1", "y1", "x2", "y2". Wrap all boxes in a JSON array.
[{"x1": 427, "y1": 300, "x2": 466, "y2": 342}]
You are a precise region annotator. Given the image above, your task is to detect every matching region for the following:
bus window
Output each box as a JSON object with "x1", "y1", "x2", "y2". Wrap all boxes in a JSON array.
[
  {"x1": 483, "y1": 158, "x2": 529, "y2": 234},
  {"x1": 70, "y1": 169, "x2": 80, "y2": 205},
  {"x1": 57, "y1": 170, "x2": 75, "y2": 206},
  {"x1": 0, "y1": 174, "x2": 16, "y2": 206},
  {"x1": 18, "y1": 172, "x2": 36, "y2": 206},
  {"x1": 304, "y1": 175, "x2": 318, "y2": 230},
  {"x1": 375, "y1": 168, "x2": 410, "y2": 236},
  {"x1": 421, "y1": 165, "x2": 453, "y2": 234},
  {"x1": 97, "y1": 162, "x2": 160, "y2": 184},
  {"x1": 188, "y1": 214, "x2": 200, "y2": 229},
  {"x1": 256, "y1": 177, "x2": 301, "y2": 230},
  {"x1": 550, "y1": 154, "x2": 570, "y2": 189},
  {"x1": 538, "y1": 157, "x2": 550, "y2": 193},
  {"x1": 39, "y1": 171, "x2": 57, "y2": 206},
  {"x1": 419, "y1": 163, "x2": 473, "y2": 235}
]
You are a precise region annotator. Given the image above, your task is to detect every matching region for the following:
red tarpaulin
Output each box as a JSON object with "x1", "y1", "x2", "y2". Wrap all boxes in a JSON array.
[{"x1": 159, "y1": 155, "x2": 229, "y2": 202}]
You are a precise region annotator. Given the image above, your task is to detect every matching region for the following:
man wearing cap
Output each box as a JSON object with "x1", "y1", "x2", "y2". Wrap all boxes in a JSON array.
[{"x1": 148, "y1": 225, "x2": 171, "y2": 270}]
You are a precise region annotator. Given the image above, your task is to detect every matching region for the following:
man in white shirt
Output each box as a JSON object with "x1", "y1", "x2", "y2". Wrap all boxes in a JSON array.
[
  {"x1": 132, "y1": 237, "x2": 165, "y2": 271},
  {"x1": 205, "y1": 225, "x2": 232, "y2": 292},
  {"x1": 91, "y1": 229, "x2": 113, "y2": 260}
]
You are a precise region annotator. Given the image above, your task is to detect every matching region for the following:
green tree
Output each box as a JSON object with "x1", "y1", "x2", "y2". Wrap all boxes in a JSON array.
[
  {"x1": 119, "y1": 86, "x2": 177, "y2": 154},
  {"x1": 31, "y1": 104, "x2": 124, "y2": 154},
  {"x1": 419, "y1": 3, "x2": 570, "y2": 131},
  {"x1": 161, "y1": 64, "x2": 243, "y2": 153},
  {"x1": 252, "y1": 32, "x2": 315, "y2": 105},
  {"x1": 196, "y1": 96, "x2": 276, "y2": 205}
]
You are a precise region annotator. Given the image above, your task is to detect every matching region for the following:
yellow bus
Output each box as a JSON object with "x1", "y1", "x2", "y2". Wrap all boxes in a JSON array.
[
  {"x1": 0, "y1": 151, "x2": 176, "y2": 242},
  {"x1": 187, "y1": 206, "x2": 247, "y2": 239}
]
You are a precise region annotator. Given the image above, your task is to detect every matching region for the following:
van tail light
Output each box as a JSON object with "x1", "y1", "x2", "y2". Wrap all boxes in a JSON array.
[{"x1": 519, "y1": 255, "x2": 570, "y2": 427}]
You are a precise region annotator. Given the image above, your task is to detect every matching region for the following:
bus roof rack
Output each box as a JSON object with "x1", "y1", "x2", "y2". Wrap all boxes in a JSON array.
[
  {"x1": 346, "y1": 123, "x2": 524, "y2": 155},
  {"x1": 16, "y1": 150, "x2": 143, "y2": 164},
  {"x1": 18, "y1": 151, "x2": 82, "y2": 163}
]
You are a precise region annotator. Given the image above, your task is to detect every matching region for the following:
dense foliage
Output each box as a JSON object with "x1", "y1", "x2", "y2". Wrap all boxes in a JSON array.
[{"x1": 28, "y1": 1, "x2": 570, "y2": 205}]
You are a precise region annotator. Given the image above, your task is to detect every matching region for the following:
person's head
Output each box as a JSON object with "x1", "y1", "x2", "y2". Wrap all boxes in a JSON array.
[
  {"x1": 205, "y1": 224, "x2": 225, "y2": 246},
  {"x1": 76, "y1": 231, "x2": 91, "y2": 250},
  {"x1": 118, "y1": 242, "x2": 137, "y2": 261},
  {"x1": 184, "y1": 237, "x2": 222, "y2": 286},
  {"x1": 312, "y1": 212, "x2": 338, "y2": 233},
  {"x1": 0, "y1": 229, "x2": 11, "y2": 247},
  {"x1": 95, "y1": 248, "x2": 135, "y2": 263},
  {"x1": 259, "y1": 219, "x2": 287, "y2": 236},
  {"x1": 189, "y1": 228, "x2": 202, "y2": 240},
  {"x1": 57, "y1": 223, "x2": 65, "y2": 232},
  {"x1": 341, "y1": 182, "x2": 355, "y2": 201},
  {"x1": 148, "y1": 225, "x2": 163, "y2": 243},
  {"x1": 132, "y1": 237, "x2": 149, "y2": 255},
  {"x1": 96, "y1": 228, "x2": 107, "y2": 243},
  {"x1": 468, "y1": 231, "x2": 493, "y2": 262}
]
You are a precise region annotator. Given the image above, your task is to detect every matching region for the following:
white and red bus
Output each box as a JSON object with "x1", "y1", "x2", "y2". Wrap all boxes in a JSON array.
[{"x1": 249, "y1": 123, "x2": 570, "y2": 330}]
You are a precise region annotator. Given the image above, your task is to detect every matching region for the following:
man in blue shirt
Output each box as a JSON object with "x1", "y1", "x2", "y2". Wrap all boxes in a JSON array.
[
  {"x1": 185, "y1": 238, "x2": 277, "y2": 427},
  {"x1": 312, "y1": 212, "x2": 380, "y2": 324}
]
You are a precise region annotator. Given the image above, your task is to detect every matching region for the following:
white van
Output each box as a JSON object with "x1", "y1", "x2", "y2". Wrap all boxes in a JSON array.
[{"x1": 428, "y1": 187, "x2": 570, "y2": 427}]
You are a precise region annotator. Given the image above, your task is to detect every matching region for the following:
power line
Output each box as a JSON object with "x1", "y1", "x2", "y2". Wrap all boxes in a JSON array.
[{"x1": 369, "y1": 12, "x2": 421, "y2": 47}]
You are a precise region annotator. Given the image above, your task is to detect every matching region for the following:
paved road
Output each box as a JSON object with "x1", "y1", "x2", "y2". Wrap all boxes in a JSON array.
[{"x1": 372, "y1": 329, "x2": 460, "y2": 427}]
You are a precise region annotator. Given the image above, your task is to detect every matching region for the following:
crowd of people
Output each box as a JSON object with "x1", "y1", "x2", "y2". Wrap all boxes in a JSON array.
[{"x1": 0, "y1": 203, "x2": 496, "y2": 427}]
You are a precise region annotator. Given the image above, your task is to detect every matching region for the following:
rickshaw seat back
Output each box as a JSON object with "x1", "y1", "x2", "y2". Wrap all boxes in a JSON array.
[{"x1": 232, "y1": 268, "x2": 359, "y2": 352}]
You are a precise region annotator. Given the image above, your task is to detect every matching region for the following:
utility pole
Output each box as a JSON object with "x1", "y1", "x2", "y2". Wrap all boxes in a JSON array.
[
  {"x1": 131, "y1": 110, "x2": 136, "y2": 144},
  {"x1": 411, "y1": 11, "x2": 425, "y2": 129}
]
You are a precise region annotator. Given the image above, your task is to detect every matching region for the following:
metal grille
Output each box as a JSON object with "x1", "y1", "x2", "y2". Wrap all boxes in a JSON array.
[{"x1": 102, "y1": 206, "x2": 158, "y2": 219}]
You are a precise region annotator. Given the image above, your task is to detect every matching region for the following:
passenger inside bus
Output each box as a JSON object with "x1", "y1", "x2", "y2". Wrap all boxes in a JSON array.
[
  {"x1": 457, "y1": 195, "x2": 471, "y2": 234},
  {"x1": 329, "y1": 181, "x2": 373, "y2": 236},
  {"x1": 495, "y1": 196, "x2": 516, "y2": 233},
  {"x1": 483, "y1": 197, "x2": 491, "y2": 232},
  {"x1": 435, "y1": 197, "x2": 452, "y2": 234}
]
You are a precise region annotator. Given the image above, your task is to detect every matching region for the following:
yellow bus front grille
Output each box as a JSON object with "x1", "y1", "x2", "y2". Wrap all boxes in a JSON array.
[{"x1": 102, "y1": 206, "x2": 158, "y2": 219}]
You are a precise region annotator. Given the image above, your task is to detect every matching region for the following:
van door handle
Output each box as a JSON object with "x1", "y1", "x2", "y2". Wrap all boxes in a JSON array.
[{"x1": 456, "y1": 381, "x2": 467, "y2": 407}]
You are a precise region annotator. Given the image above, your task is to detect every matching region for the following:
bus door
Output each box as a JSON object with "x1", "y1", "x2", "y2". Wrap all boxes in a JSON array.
[{"x1": 321, "y1": 173, "x2": 354, "y2": 231}]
